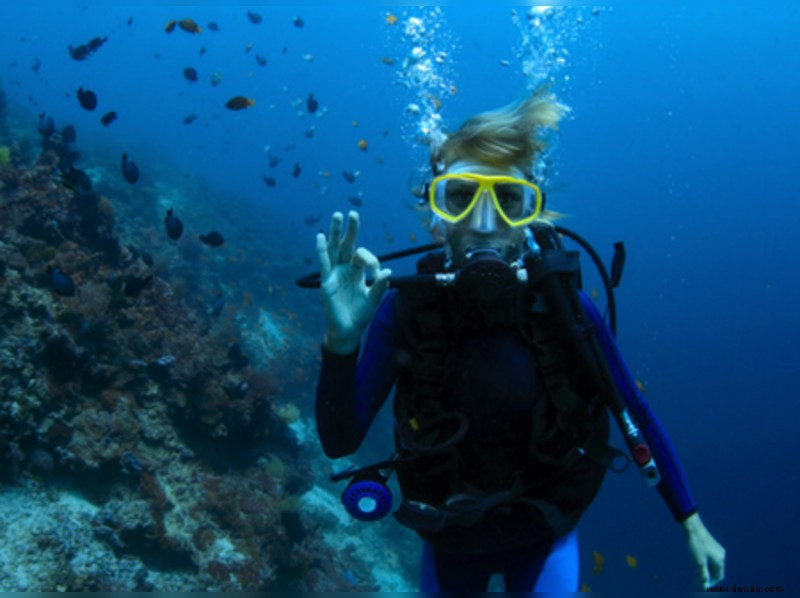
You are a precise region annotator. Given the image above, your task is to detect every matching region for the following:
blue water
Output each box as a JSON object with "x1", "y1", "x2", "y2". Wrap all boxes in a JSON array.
[{"x1": 3, "y1": 4, "x2": 798, "y2": 592}]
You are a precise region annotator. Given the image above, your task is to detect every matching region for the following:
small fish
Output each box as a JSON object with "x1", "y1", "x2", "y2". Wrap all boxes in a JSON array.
[
  {"x1": 592, "y1": 550, "x2": 605, "y2": 575},
  {"x1": 199, "y1": 46, "x2": 207, "y2": 56},
  {"x1": 247, "y1": 11, "x2": 263, "y2": 24},
  {"x1": 305, "y1": 125, "x2": 315, "y2": 139},
  {"x1": 244, "y1": 42, "x2": 253, "y2": 54},
  {"x1": 358, "y1": 139, "x2": 368, "y2": 151},
  {"x1": 178, "y1": 18, "x2": 202, "y2": 34},
  {"x1": 38, "y1": 113, "x2": 55, "y2": 138},
  {"x1": 31, "y1": 57, "x2": 41, "y2": 72},
  {"x1": 292, "y1": 163, "x2": 301, "y2": 178},
  {"x1": 625, "y1": 554, "x2": 638, "y2": 569},
  {"x1": 304, "y1": 215, "x2": 320, "y2": 226},
  {"x1": 268, "y1": 154, "x2": 280, "y2": 168},
  {"x1": 208, "y1": 293, "x2": 225, "y2": 317},
  {"x1": 225, "y1": 96, "x2": 255, "y2": 110},
  {"x1": 61, "y1": 125, "x2": 76, "y2": 144},
  {"x1": 342, "y1": 170, "x2": 359, "y2": 183},
  {"x1": 347, "y1": 195, "x2": 363, "y2": 207},
  {"x1": 635, "y1": 380, "x2": 648, "y2": 395},
  {"x1": 199, "y1": 231, "x2": 225, "y2": 247},
  {"x1": 123, "y1": 274, "x2": 154, "y2": 297},
  {"x1": 306, "y1": 93, "x2": 318, "y2": 113},
  {"x1": 183, "y1": 113, "x2": 198, "y2": 125},
  {"x1": 385, "y1": 14, "x2": 398, "y2": 25},
  {"x1": 164, "y1": 208, "x2": 184, "y2": 240},
  {"x1": 255, "y1": 54, "x2": 267, "y2": 67},
  {"x1": 210, "y1": 71, "x2": 223, "y2": 87},
  {"x1": 207, "y1": 21, "x2": 220, "y2": 32},
  {"x1": 121, "y1": 153, "x2": 140, "y2": 184},
  {"x1": 380, "y1": 57, "x2": 395, "y2": 66},
  {"x1": 61, "y1": 165, "x2": 92, "y2": 193},
  {"x1": 164, "y1": 20, "x2": 177, "y2": 33},
  {"x1": 183, "y1": 67, "x2": 198, "y2": 82},
  {"x1": 127, "y1": 17, "x2": 133, "y2": 26},
  {"x1": 293, "y1": 16, "x2": 304, "y2": 28},
  {"x1": 262, "y1": 176, "x2": 276, "y2": 187},
  {"x1": 76, "y1": 87, "x2": 97, "y2": 111},
  {"x1": 68, "y1": 36, "x2": 107, "y2": 61},
  {"x1": 50, "y1": 267, "x2": 75, "y2": 296},
  {"x1": 101, "y1": 111, "x2": 117, "y2": 127}
]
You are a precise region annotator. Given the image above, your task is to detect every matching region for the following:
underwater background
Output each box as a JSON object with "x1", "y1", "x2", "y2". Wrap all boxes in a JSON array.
[{"x1": 0, "y1": 3, "x2": 797, "y2": 593}]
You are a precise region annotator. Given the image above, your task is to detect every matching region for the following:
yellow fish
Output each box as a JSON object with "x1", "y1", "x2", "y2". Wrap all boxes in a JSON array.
[
  {"x1": 385, "y1": 14, "x2": 398, "y2": 25},
  {"x1": 580, "y1": 583, "x2": 592, "y2": 592},
  {"x1": 592, "y1": 550, "x2": 605, "y2": 575},
  {"x1": 625, "y1": 554, "x2": 638, "y2": 568},
  {"x1": 635, "y1": 380, "x2": 648, "y2": 394}
]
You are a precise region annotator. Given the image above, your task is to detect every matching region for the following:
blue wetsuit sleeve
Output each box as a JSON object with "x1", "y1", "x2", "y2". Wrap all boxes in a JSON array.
[
  {"x1": 579, "y1": 291, "x2": 698, "y2": 522},
  {"x1": 315, "y1": 292, "x2": 400, "y2": 458}
]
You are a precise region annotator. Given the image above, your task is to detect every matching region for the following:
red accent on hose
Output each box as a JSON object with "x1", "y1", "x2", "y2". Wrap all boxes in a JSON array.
[{"x1": 633, "y1": 444, "x2": 651, "y2": 465}]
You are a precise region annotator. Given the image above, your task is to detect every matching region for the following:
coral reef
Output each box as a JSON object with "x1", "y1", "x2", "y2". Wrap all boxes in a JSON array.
[{"x1": 0, "y1": 124, "x2": 400, "y2": 591}]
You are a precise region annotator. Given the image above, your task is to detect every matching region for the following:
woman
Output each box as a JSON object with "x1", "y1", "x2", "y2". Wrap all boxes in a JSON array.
[{"x1": 314, "y1": 88, "x2": 725, "y2": 592}]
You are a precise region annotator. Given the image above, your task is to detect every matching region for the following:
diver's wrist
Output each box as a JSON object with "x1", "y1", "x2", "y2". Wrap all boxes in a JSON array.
[{"x1": 323, "y1": 331, "x2": 359, "y2": 355}]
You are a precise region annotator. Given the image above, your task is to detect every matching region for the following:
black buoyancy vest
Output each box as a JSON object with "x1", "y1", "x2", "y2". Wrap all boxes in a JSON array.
[{"x1": 390, "y1": 244, "x2": 611, "y2": 536}]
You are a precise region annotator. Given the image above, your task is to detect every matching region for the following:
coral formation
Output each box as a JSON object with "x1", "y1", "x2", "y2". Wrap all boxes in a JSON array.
[{"x1": 0, "y1": 117, "x2": 400, "y2": 591}]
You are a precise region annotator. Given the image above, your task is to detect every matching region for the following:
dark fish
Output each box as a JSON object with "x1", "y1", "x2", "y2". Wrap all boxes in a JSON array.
[
  {"x1": 347, "y1": 195, "x2": 363, "y2": 207},
  {"x1": 183, "y1": 67, "x2": 198, "y2": 82},
  {"x1": 127, "y1": 17, "x2": 133, "y2": 26},
  {"x1": 199, "y1": 46, "x2": 207, "y2": 56},
  {"x1": 123, "y1": 274, "x2": 153, "y2": 297},
  {"x1": 68, "y1": 36, "x2": 107, "y2": 61},
  {"x1": 62, "y1": 165, "x2": 92, "y2": 193},
  {"x1": 165, "y1": 20, "x2": 177, "y2": 33},
  {"x1": 121, "y1": 153, "x2": 140, "y2": 184},
  {"x1": 292, "y1": 163, "x2": 301, "y2": 178},
  {"x1": 262, "y1": 176, "x2": 276, "y2": 187},
  {"x1": 225, "y1": 96, "x2": 254, "y2": 110},
  {"x1": 178, "y1": 19, "x2": 202, "y2": 34},
  {"x1": 293, "y1": 16, "x2": 304, "y2": 28},
  {"x1": 199, "y1": 231, "x2": 225, "y2": 247},
  {"x1": 304, "y1": 125, "x2": 315, "y2": 139},
  {"x1": 209, "y1": 293, "x2": 225, "y2": 317},
  {"x1": 61, "y1": 125, "x2": 77, "y2": 144},
  {"x1": 50, "y1": 267, "x2": 75, "y2": 296},
  {"x1": 247, "y1": 11, "x2": 263, "y2": 24},
  {"x1": 306, "y1": 93, "x2": 318, "y2": 113},
  {"x1": 304, "y1": 215, "x2": 320, "y2": 226},
  {"x1": 164, "y1": 208, "x2": 184, "y2": 240},
  {"x1": 101, "y1": 111, "x2": 117, "y2": 127},
  {"x1": 268, "y1": 154, "x2": 280, "y2": 167},
  {"x1": 183, "y1": 113, "x2": 198, "y2": 125},
  {"x1": 207, "y1": 21, "x2": 220, "y2": 32},
  {"x1": 255, "y1": 54, "x2": 267, "y2": 67},
  {"x1": 342, "y1": 170, "x2": 356, "y2": 183},
  {"x1": 38, "y1": 113, "x2": 55, "y2": 138},
  {"x1": 76, "y1": 87, "x2": 97, "y2": 111},
  {"x1": 31, "y1": 57, "x2": 41, "y2": 72},
  {"x1": 227, "y1": 343, "x2": 249, "y2": 369}
]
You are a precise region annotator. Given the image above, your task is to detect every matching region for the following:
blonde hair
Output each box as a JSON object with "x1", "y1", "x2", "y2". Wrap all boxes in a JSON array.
[{"x1": 431, "y1": 86, "x2": 568, "y2": 174}]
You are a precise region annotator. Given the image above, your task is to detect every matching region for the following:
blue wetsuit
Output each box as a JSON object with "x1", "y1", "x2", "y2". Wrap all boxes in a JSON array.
[{"x1": 316, "y1": 289, "x2": 697, "y2": 592}]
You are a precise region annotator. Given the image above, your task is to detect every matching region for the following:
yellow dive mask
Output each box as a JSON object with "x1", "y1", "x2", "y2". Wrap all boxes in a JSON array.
[{"x1": 429, "y1": 173, "x2": 543, "y2": 227}]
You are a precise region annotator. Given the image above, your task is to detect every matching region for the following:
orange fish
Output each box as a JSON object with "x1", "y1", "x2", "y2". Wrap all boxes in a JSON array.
[
  {"x1": 178, "y1": 18, "x2": 202, "y2": 34},
  {"x1": 385, "y1": 14, "x2": 398, "y2": 25},
  {"x1": 225, "y1": 96, "x2": 255, "y2": 110},
  {"x1": 358, "y1": 139, "x2": 368, "y2": 151}
]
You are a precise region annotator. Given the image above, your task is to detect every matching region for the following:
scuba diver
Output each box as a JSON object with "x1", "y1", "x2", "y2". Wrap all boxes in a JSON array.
[{"x1": 310, "y1": 87, "x2": 726, "y2": 592}]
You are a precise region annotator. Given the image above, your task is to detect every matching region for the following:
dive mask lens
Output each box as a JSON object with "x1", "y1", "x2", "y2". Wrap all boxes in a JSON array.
[{"x1": 430, "y1": 174, "x2": 541, "y2": 226}]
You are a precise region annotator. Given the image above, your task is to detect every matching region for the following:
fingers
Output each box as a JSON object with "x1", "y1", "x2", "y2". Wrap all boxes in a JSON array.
[
  {"x1": 316, "y1": 233, "x2": 331, "y2": 280},
  {"x1": 352, "y1": 247, "x2": 391, "y2": 305},
  {"x1": 326, "y1": 212, "x2": 344, "y2": 265},
  {"x1": 339, "y1": 211, "x2": 359, "y2": 264}
]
